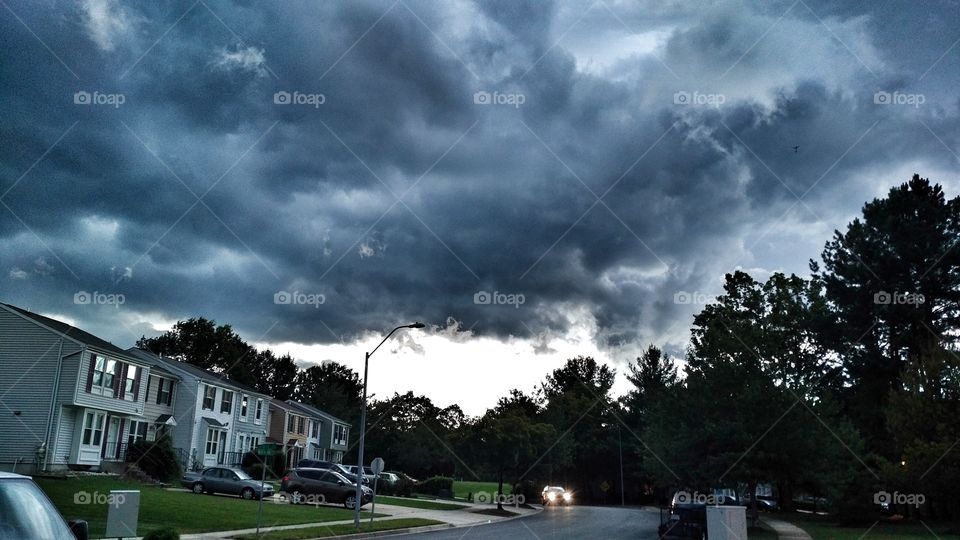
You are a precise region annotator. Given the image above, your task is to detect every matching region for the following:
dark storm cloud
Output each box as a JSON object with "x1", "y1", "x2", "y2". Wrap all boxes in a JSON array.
[{"x1": 1, "y1": 0, "x2": 958, "y2": 357}]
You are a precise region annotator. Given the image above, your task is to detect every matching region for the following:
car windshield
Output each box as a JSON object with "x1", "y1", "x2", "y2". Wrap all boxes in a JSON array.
[
  {"x1": 326, "y1": 471, "x2": 350, "y2": 483},
  {"x1": 233, "y1": 470, "x2": 252, "y2": 480},
  {"x1": 362, "y1": 467, "x2": 374, "y2": 474},
  {"x1": 0, "y1": 479, "x2": 75, "y2": 540}
]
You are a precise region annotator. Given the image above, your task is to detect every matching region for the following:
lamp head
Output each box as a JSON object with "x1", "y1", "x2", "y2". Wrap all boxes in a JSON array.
[{"x1": 407, "y1": 322, "x2": 426, "y2": 329}]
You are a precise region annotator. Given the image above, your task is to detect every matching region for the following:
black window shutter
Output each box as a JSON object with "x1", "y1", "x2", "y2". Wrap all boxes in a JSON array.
[{"x1": 85, "y1": 353, "x2": 96, "y2": 393}]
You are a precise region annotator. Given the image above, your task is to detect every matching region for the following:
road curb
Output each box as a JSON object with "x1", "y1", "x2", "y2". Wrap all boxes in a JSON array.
[{"x1": 372, "y1": 505, "x2": 544, "y2": 538}]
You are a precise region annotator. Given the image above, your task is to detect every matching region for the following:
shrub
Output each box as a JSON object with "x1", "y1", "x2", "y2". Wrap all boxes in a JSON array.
[
  {"x1": 417, "y1": 476, "x2": 454, "y2": 497},
  {"x1": 513, "y1": 480, "x2": 540, "y2": 506},
  {"x1": 142, "y1": 528, "x2": 179, "y2": 540},
  {"x1": 379, "y1": 476, "x2": 414, "y2": 497},
  {"x1": 127, "y1": 438, "x2": 181, "y2": 483}
]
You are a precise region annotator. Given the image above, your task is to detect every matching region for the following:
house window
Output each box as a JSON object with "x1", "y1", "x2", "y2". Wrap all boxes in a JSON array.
[
  {"x1": 287, "y1": 414, "x2": 295, "y2": 433},
  {"x1": 333, "y1": 424, "x2": 348, "y2": 446},
  {"x1": 255, "y1": 399, "x2": 263, "y2": 423},
  {"x1": 157, "y1": 378, "x2": 173, "y2": 406},
  {"x1": 81, "y1": 411, "x2": 106, "y2": 446},
  {"x1": 90, "y1": 356, "x2": 117, "y2": 396},
  {"x1": 220, "y1": 390, "x2": 233, "y2": 414},
  {"x1": 240, "y1": 395, "x2": 249, "y2": 419},
  {"x1": 202, "y1": 385, "x2": 216, "y2": 411},
  {"x1": 250, "y1": 436, "x2": 260, "y2": 451},
  {"x1": 297, "y1": 417, "x2": 305, "y2": 434},
  {"x1": 124, "y1": 365, "x2": 139, "y2": 401},
  {"x1": 205, "y1": 428, "x2": 220, "y2": 455},
  {"x1": 127, "y1": 420, "x2": 148, "y2": 445}
]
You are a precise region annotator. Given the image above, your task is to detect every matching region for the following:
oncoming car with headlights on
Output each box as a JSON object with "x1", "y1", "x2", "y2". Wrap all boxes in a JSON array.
[{"x1": 541, "y1": 486, "x2": 572, "y2": 505}]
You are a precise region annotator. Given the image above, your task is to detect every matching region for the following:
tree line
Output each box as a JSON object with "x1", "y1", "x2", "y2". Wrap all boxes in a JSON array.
[{"x1": 140, "y1": 174, "x2": 960, "y2": 520}]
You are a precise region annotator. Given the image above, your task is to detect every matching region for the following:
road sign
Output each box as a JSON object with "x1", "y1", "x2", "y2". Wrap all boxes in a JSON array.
[
  {"x1": 370, "y1": 457, "x2": 385, "y2": 475},
  {"x1": 256, "y1": 443, "x2": 279, "y2": 457}
]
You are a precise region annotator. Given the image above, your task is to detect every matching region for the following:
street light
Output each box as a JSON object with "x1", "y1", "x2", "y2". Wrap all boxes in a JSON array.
[{"x1": 354, "y1": 322, "x2": 425, "y2": 529}]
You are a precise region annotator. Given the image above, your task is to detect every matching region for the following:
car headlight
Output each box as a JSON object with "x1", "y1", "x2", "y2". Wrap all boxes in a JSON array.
[
  {"x1": 562, "y1": 492, "x2": 572, "y2": 500},
  {"x1": 547, "y1": 492, "x2": 557, "y2": 500}
]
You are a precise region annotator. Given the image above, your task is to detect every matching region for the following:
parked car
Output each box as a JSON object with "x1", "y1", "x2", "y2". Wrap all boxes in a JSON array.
[
  {"x1": 344, "y1": 465, "x2": 377, "y2": 484},
  {"x1": 742, "y1": 493, "x2": 778, "y2": 511},
  {"x1": 658, "y1": 503, "x2": 707, "y2": 539},
  {"x1": 0, "y1": 471, "x2": 89, "y2": 540},
  {"x1": 379, "y1": 472, "x2": 400, "y2": 485},
  {"x1": 386, "y1": 470, "x2": 418, "y2": 484},
  {"x1": 281, "y1": 468, "x2": 373, "y2": 509},
  {"x1": 541, "y1": 486, "x2": 572, "y2": 505},
  {"x1": 181, "y1": 467, "x2": 274, "y2": 500},
  {"x1": 295, "y1": 460, "x2": 369, "y2": 485}
]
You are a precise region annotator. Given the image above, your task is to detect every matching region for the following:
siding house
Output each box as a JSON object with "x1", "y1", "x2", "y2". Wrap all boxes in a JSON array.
[
  {"x1": 267, "y1": 399, "x2": 309, "y2": 468},
  {"x1": 126, "y1": 348, "x2": 271, "y2": 470},
  {"x1": 285, "y1": 401, "x2": 351, "y2": 464},
  {"x1": 0, "y1": 304, "x2": 153, "y2": 473}
]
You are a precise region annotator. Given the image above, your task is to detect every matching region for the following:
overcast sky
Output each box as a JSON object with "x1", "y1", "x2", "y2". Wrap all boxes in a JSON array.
[{"x1": 2, "y1": 0, "x2": 959, "y2": 415}]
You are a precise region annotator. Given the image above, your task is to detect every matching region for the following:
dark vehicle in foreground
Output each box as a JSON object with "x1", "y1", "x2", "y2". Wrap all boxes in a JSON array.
[
  {"x1": 295, "y1": 460, "x2": 369, "y2": 485},
  {"x1": 658, "y1": 492, "x2": 745, "y2": 539},
  {"x1": 541, "y1": 486, "x2": 572, "y2": 505},
  {"x1": 281, "y1": 468, "x2": 373, "y2": 509},
  {"x1": 181, "y1": 466, "x2": 274, "y2": 500},
  {"x1": 0, "y1": 471, "x2": 89, "y2": 540}
]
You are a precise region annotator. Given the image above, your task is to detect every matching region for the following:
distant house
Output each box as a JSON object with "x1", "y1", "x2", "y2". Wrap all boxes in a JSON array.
[
  {"x1": 0, "y1": 303, "x2": 153, "y2": 472},
  {"x1": 285, "y1": 401, "x2": 351, "y2": 464},
  {"x1": 268, "y1": 399, "x2": 312, "y2": 468},
  {"x1": 126, "y1": 348, "x2": 271, "y2": 470}
]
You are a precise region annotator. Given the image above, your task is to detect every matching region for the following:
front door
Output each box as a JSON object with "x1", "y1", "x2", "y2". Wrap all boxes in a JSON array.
[{"x1": 103, "y1": 417, "x2": 120, "y2": 459}]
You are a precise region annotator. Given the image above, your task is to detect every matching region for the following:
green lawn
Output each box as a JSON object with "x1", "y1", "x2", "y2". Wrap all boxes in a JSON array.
[
  {"x1": 781, "y1": 512, "x2": 960, "y2": 539},
  {"x1": 233, "y1": 518, "x2": 444, "y2": 540},
  {"x1": 374, "y1": 495, "x2": 469, "y2": 510},
  {"x1": 453, "y1": 481, "x2": 512, "y2": 500},
  {"x1": 36, "y1": 477, "x2": 383, "y2": 537}
]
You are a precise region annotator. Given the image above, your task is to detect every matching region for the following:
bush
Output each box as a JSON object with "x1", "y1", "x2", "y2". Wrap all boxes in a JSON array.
[
  {"x1": 380, "y1": 476, "x2": 414, "y2": 497},
  {"x1": 127, "y1": 438, "x2": 181, "y2": 483},
  {"x1": 244, "y1": 463, "x2": 278, "y2": 482},
  {"x1": 142, "y1": 528, "x2": 179, "y2": 540},
  {"x1": 513, "y1": 480, "x2": 540, "y2": 506},
  {"x1": 417, "y1": 476, "x2": 454, "y2": 497}
]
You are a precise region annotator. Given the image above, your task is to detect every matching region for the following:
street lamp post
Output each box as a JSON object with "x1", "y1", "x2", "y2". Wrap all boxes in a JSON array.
[
  {"x1": 354, "y1": 322, "x2": 425, "y2": 529},
  {"x1": 617, "y1": 424, "x2": 624, "y2": 506}
]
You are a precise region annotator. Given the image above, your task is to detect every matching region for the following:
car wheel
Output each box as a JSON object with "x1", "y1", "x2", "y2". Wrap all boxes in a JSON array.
[
  {"x1": 241, "y1": 488, "x2": 255, "y2": 500},
  {"x1": 290, "y1": 491, "x2": 303, "y2": 504},
  {"x1": 192, "y1": 483, "x2": 204, "y2": 494},
  {"x1": 343, "y1": 495, "x2": 358, "y2": 509}
]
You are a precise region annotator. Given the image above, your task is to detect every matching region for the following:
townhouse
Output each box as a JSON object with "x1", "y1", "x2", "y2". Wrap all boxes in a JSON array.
[
  {"x1": 0, "y1": 303, "x2": 153, "y2": 472},
  {"x1": 126, "y1": 348, "x2": 272, "y2": 470},
  {"x1": 0, "y1": 302, "x2": 350, "y2": 476}
]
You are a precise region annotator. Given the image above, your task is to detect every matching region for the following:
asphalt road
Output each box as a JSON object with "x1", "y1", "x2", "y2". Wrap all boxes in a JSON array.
[{"x1": 397, "y1": 505, "x2": 661, "y2": 539}]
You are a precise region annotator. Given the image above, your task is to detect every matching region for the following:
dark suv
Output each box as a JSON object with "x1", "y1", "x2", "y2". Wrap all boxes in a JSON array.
[
  {"x1": 281, "y1": 468, "x2": 373, "y2": 509},
  {"x1": 295, "y1": 459, "x2": 368, "y2": 485}
]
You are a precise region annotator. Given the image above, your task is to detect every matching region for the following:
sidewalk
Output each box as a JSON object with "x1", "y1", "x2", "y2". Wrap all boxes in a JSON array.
[
  {"x1": 762, "y1": 517, "x2": 813, "y2": 540},
  {"x1": 177, "y1": 502, "x2": 539, "y2": 539}
]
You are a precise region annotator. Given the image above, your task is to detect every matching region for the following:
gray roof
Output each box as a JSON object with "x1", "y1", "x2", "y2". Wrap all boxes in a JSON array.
[
  {"x1": 126, "y1": 347, "x2": 265, "y2": 396},
  {"x1": 285, "y1": 400, "x2": 350, "y2": 426},
  {"x1": 1, "y1": 303, "x2": 135, "y2": 358}
]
